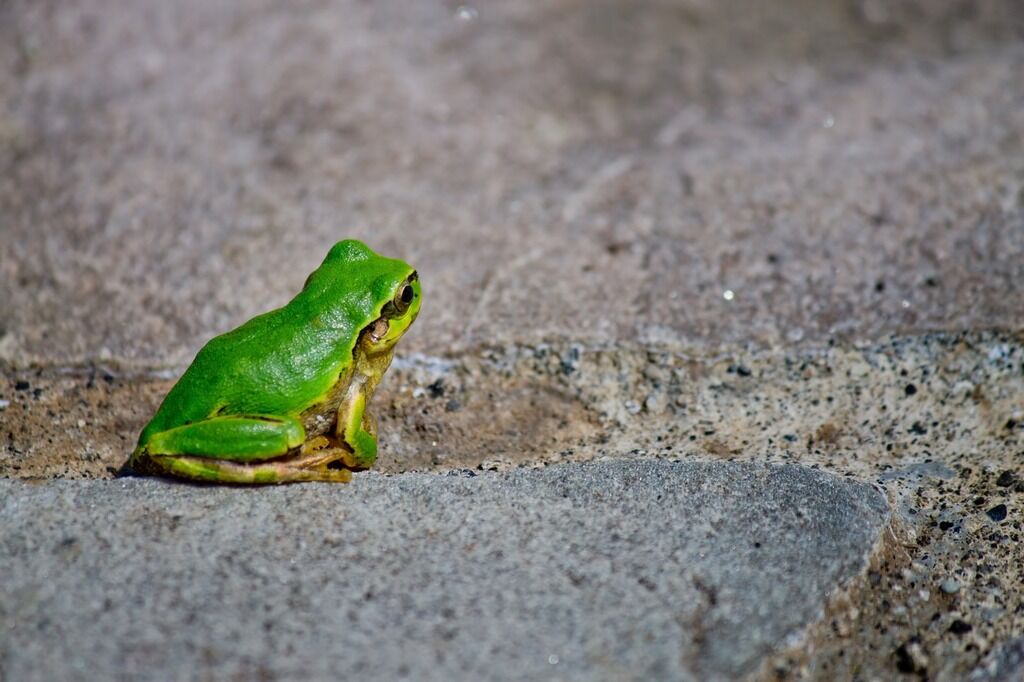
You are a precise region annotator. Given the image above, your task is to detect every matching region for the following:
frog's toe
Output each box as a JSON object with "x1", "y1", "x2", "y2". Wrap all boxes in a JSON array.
[
  {"x1": 310, "y1": 466, "x2": 353, "y2": 483},
  {"x1": 301, "y1": 435, "x2": 333, "y2": 453}
]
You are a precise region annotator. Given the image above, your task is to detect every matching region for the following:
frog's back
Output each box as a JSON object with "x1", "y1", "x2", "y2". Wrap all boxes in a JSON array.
[
  {"x1": 139, "y1": 306, "x2": 342, "y2": 440},
  {"x1": 138, "y1": 240, "x2": 415, "y2": 446}
]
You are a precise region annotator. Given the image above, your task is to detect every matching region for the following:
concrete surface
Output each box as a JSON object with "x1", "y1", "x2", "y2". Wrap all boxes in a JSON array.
[
  {"x1": 2, "y1": 0, "x2": 1023, "y2": 680},
  {"x1": 0, "y1": 461, "x2": 889, "y2": 682},
  {"x1": 968, "y1": 637, "x2": 1024, "y2": 682}
]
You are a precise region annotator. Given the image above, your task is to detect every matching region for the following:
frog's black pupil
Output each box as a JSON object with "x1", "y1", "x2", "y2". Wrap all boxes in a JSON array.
[{"x1": 400, "y1": 285, "x2": 414, "y2": 303}]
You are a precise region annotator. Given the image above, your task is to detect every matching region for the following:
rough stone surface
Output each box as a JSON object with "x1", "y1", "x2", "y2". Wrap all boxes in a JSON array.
[{"x1": 0, "y1": 461, "x2": 889, "y2": 682}]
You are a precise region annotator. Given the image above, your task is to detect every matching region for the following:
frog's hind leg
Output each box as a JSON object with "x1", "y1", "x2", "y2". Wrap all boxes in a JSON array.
[
  {"x1": 136, "y1": 414, "x2": 352, "y2": 484},
  {"x1": 156, "y1": 455, "x2": 352, "y2": 484}
]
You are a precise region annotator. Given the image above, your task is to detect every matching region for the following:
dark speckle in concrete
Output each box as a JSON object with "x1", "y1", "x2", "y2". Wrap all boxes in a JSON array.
[{"x1": 986, "y1": 504, "x2": 1008, "y2": 522}]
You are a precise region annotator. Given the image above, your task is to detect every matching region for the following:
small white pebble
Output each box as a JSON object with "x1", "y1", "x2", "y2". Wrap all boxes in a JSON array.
[
  {"x1": 941, "y1": 578, "x2": 960, "y2": 594},
  {"x1": 548, "y1": 655, "x2": 559, "y2": 665},
  {"x1": 77, "y1": 419, "x2": 86, "y2": 428},
  {"x1": 722, "y1": 289, "x2": 735, "y2": 301},
  {"x1": 987, "y1": 345, "x2": 1010, "y2": 362},
  {"x1": 0, "y1": 399, "x2": 9, "y2": 409},
  {"x1": 644, "y1": 393, "x2": 668, "y2": 414}
]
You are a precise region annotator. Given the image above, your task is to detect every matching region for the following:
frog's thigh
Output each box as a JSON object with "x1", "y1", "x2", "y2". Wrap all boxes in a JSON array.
[
  {"x1": 145, "y1": 414, "x2": 305, "y2": 461},
  {"x1": 337, "y1": 389, "x2": 377, "y2": 469}
]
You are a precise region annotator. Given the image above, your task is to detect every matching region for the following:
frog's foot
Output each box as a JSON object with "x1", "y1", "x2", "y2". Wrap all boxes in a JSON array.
[
  {"x1": 292, "y1": 440, "x2": 365, "y2": 472},
  {"x1": 302, "y1": 440, "x2": 369, "y2": 471},
  {"x1": 290, "y1": 441, "x2": 357, "y2": 472},
  {"x1": 336, "y1": 448, "x2": 369, "y2": 471},
  {"x1": 155, "y1": 454, "x2": 353, "y2": 484},
  {"x1": 302, "y1": 435, "x2": 332, "y2": 452}
]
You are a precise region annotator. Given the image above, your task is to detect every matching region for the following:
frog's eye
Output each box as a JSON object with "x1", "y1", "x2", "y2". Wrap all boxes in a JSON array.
[
  {"x1": 400, "y1": 284, "x2": 415, "y2": 304},
  {"x1": 393, "y1": 283, "x2": 414, "y2": 314}
]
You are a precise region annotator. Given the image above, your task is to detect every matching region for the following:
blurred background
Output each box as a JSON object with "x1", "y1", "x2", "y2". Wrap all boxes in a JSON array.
[{"x1": 2, "y1": 0, "x2": 1022, "y2": 369}]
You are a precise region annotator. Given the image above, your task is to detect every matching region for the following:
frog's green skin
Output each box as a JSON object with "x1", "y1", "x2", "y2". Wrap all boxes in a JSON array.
[{"x1": 128, "y1": 239, "x2": 421, "y2": 484}]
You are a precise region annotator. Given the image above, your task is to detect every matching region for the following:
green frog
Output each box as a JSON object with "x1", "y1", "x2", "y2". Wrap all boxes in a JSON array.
[{"x1": 127, "y1": 239, "x2": 421, "y2": 484}]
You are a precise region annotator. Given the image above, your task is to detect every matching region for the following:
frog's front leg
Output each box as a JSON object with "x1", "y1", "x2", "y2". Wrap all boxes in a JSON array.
[
  {"x1": 133, "y1": 415, "x2": 351, "y2": 484},
  {"x1": 336, "y1": 375, "x2": 378, "y2": 470}
]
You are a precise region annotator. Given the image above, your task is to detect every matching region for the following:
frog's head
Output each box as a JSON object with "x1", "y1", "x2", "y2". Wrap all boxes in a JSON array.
[
  {"x1": 361, "y1": 270, "x2": 421, "y2": 355},
  {"x1": 306, "y1": 239, "x2": 421, "y2": 357}
]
